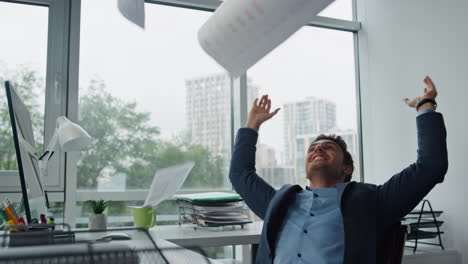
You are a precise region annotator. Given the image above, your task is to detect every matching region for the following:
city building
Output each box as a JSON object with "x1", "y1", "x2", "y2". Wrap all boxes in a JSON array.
[
  {"x1": 256, "y1": 143, "x2": 278, "y2": 168},
  {"x1": 283, "y1": 97, "x2": 336, "y2": 167},
  {"x1": 257, "y1": 167, "x2": 296, "y2": 189},
  {"x1": 185, "y1": 73, "x2": 258, "y2": 161}
]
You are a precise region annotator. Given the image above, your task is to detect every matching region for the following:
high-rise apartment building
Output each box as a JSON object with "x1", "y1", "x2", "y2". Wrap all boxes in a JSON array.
[
  {"x1": 283, "y1": 97, "x2": 336, "y2": 166},
  {"x1": 185, "y1": 73, "x2": 258, "y2": 161}
]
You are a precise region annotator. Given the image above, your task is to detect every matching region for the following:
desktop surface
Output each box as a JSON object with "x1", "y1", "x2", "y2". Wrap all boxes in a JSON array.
[
  {"x1": 150, "y1": 221, "x2": 263, "y2": 248},
  {"x1": 0, "y1": 228, "x2": 223, "y2": 264}
]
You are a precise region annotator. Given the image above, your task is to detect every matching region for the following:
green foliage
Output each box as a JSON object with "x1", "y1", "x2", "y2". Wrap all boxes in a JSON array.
[
  {"x1": 0, "y1": 65, "x2": 227, "y2": 219},
  {"x1": 155, "y1": 141, "x2": 225, "y2": 189},
  {"x1": 77, "y1": 77, "x2": 226, "y2": 190},
  {"x1": 86, "y1": 199, "x2": 110, "y2": 214},
  {"x1": 77, "y1": 78, "x2": 161, "y2": 188},
  {"x1": 0, "y1": 62, "x2": 44, "y2": 170}
]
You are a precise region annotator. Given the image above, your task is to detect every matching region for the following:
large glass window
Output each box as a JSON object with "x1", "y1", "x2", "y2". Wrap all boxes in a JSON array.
[
  {"x1": 0, "y1": 2, "x2": 48, "y2": 172},
  {"x1": 77, "y1": 0, "x2": 231, "y2": 228},
  {"x1": 248, "y1": 26, "x2": 360, "y2": 188}
]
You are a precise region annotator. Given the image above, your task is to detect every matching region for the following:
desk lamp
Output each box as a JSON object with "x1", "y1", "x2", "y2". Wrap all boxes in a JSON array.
[{"x1": 39, "y1": 116, "x2": 92, "y2": 179}]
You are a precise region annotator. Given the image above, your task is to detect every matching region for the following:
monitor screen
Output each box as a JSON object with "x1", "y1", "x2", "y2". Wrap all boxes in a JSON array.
[{"x1": 5, "y1": 81, "x2": 48, "y2": 223}]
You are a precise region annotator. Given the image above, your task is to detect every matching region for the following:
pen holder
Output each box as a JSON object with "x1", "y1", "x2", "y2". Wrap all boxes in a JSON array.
[{"x1": 6, "y1": 227, "x2": 74, "y2": 247}]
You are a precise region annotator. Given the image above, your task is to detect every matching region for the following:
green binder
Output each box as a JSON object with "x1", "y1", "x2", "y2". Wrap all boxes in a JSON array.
[{"x1": 174, "y1": 192, "x2": 241, "y2": 201}]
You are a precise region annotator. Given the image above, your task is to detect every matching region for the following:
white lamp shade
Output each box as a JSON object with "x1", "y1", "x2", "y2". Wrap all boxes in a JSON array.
[{"x1": 56, "y1": 116, "x2": 92, "y2": 151}]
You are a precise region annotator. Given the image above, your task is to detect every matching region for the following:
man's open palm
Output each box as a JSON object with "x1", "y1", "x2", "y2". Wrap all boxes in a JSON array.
[
  {"x1": 403, "y1": 76, "x2": 438, "y2": 108},
  {"x1": 246, "y1": 95, "x2": 280, "y2": 130}
]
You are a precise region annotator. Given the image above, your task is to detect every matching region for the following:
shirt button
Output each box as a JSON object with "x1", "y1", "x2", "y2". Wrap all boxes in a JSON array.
[
  {"x1": 310, "y1": 212, "x2": 315, "y2": 216},
  {"x1": 314, "y1": 193, "x2": 319, "y2": 198},
  {"x1": 297, "y1": 253, "x2": 302, "y2": 258},
  {"x1": 303, "y1": 229, "x2": 308, "y2": 234}
]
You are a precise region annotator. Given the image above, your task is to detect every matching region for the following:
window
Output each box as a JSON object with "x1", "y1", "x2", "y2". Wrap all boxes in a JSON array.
[
  {"x1": 0, "y1": 1, "x2": 48, "y2": 194},
  {"x1": 0, "y1": 0, "x2": 360, "y2": 261},
  {"x1": 77, "y1": 0, "x2": 231, "y2": 227},
  {"x1": 248, "y1": 26, "x2": 360, "y2": 188},
  {"x1": 0, "y1": 0, "x2": 73, "y2": 225}
]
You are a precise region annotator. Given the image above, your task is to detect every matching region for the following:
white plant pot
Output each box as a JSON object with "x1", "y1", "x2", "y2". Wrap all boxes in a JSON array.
[{"x1": 89, "y1": 214, "x2": 107, "y2": 230}]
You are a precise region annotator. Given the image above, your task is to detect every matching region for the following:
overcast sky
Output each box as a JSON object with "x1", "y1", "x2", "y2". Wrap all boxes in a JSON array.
[{"x1": 0, "y1": 0, "x2": 356, "y2": 163}]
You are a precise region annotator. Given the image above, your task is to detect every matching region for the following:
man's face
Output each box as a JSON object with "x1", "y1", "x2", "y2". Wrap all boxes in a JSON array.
[{"x1": 305, "y1": 139, "x2": 345, "y2": 181}]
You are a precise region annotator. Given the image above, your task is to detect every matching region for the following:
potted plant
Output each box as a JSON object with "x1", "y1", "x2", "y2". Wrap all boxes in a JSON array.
[{"x1": 86, "y1": 199, "x2": 109, "y2": 230}]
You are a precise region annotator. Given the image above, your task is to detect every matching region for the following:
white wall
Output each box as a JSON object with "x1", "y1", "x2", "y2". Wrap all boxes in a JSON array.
[{"x1": 356, "y1": 0, "x2": 468, "y2": 262}]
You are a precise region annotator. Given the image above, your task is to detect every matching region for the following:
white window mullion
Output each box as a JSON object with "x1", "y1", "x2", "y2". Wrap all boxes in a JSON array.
[
  {"x1": 63, "y1": 0, "x2": 81, "y2": 227},
  {"x1": 43, "y1": 0, "x2": 73, "y2": 191}
]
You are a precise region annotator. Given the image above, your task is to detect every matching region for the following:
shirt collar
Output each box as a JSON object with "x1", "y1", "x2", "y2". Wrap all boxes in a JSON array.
[{"x1": 305, "y1": 182, "x2": 350, "y2": 198}]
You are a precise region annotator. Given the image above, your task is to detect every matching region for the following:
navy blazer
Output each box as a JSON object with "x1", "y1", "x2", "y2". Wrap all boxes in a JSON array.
[{"x1": 229, "y1": 112, "x2": 448, "y2": 264}]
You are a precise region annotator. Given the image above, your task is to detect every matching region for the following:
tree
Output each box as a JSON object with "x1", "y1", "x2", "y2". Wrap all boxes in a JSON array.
[
  {"x1": 0, "y1": 65, "x2": 226, "y2": 192},
  {"x1": 0, "y1": 63, "x2": 44, "y2": 170},
  {"x1": 78, "y1": 78, "x2": 225, "y2": 190},
  {"x1": 154, "y1": 140, "x2": 225, "y2": 189},
  {"x1": 77, "y1": 78, "x2": 161, "y2": 188}
]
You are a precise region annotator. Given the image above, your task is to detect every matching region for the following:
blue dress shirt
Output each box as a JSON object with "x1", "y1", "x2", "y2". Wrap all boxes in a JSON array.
[{"x1": 273, "y1": 183, "x2": 349, "y2": 264}]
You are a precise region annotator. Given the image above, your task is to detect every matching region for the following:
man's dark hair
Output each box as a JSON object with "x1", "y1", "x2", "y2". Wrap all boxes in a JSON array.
[{"x1": 311, "y1": 134, "x2": 354, "y2": 182}]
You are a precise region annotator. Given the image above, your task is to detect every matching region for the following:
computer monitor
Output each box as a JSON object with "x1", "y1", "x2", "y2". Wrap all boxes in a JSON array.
[{"x1": 5, "y1": 81, "x2": 48, "y2": 223}]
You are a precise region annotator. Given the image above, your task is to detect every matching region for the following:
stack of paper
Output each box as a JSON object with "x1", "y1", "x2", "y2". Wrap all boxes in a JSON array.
[{"x1": 175, "y1": 192, "x2": 252, "y2": 227}]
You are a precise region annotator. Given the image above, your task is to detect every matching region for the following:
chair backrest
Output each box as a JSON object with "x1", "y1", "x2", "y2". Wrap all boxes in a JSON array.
[{"x1": 379, "y1": 223, "x2": 408, "y2": 264}]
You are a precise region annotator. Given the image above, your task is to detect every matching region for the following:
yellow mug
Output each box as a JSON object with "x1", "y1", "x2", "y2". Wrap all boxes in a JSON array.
[{"x1": 133, "y1": 207, "x2": 156, "y2": 229}]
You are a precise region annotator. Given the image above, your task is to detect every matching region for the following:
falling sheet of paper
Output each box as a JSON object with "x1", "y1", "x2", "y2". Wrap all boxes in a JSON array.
[
  {"x1": 118, "y1": 0, "x2": 145, "y2": 29},
  {"x1": 198, "y1": 0, "x2": 334, "y2": 77},
  {"x1": 142, "y1": 162, "x2": 195, "y2": 208}
]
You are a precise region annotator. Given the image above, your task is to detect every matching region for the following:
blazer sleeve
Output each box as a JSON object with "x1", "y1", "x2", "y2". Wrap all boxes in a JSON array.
[
  {"x1": 229, "y1": 128, "x2": 276, "y2": 219},
  {"x1": 377, "y1": 112, "x2": 448, "y2": 227}
]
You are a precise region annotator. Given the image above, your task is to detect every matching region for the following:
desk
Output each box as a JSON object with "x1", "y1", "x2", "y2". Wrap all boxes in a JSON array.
[
  {"x1": 151, "y1": 222, "x2": 461, "y2": 264},
  {"x1": 151, "y1": 222, "x2": 262, "y2": 264},
  {"x1": 0, "y1": 228, "x2": 224, "y2": 264},
  {"x1": 76, "y1": 228, "x2": 225, "y2": 264},
  {"x1": 151, "y1": 221, "x2": 262, "y2": 248}
]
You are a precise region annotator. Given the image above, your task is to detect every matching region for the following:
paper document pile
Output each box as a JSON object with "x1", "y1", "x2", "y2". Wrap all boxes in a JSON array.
[{"x1": 175, "y1": 192, "x2": 252, "y2": 228}]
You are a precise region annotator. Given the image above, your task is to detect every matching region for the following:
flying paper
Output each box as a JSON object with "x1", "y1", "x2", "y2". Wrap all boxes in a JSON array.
[
  {"x1": 142, "y1": 162, "x2": 195, "y2": 208},
  {"x1": 118, "y1": 0, "x2": 145, "y2": 29},
  {"x1": 198, "y1": 0, "x2": 334, "y2": 77}
]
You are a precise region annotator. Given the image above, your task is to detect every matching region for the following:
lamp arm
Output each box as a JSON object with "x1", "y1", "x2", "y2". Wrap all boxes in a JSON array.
[
  {"x1": 40, "y1": 130, "x2": 58, "y2": 161},
  {"x1": 38, "y1": 130, "x2": 58, "y2": 181}
]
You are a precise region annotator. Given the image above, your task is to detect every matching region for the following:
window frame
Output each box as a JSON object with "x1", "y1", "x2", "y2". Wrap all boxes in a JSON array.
[
  {"x1": 68, "y1": 0, "x2": 362, "y2": 226},
  {"x1": 1, "y1": 0, "x2": 363, "y2": 226},
  {"x1": 0, "y1": 0, "x2": 73, "y2": 195}
]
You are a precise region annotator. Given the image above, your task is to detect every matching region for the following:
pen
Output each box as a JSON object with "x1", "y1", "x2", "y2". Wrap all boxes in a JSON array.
[
  {"x1": 40, "y1": 214, "x2": 47, "y2": 224},
  {"x1": 0, "y1": 205, "x2": 9, "y2": 222},
  {"x1": 6, "y1": 220, "x2": 18, "y2": 231},
  {"x1": 48, "y1": 217, "x2": 55, "y2": 230},
  {"x1": 5, "y1": 198, "x2": 18, "y2": 219},
  {"x1": 4, "y1": 199, "x2": 18, "y2": 220},
  {"x1": 18, "y1": 217, "x2": 28, "y2": 231},
  {"x1": 3, "y1": 202, "x2": 19, "y2": 225}
]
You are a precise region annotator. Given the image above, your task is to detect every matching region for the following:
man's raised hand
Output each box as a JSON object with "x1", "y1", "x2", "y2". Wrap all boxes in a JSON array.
[
  {"x1": 403, "y1": 76, "x2": 438, "y2": 111},
  {"x1": 245, "y1": 95, "x2": 280, "y2": 131}
]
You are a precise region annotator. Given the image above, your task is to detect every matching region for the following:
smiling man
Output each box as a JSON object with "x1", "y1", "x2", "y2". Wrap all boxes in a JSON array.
[{"x1": 229, "y1": 76, "x2": 448, "y2": 264}]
